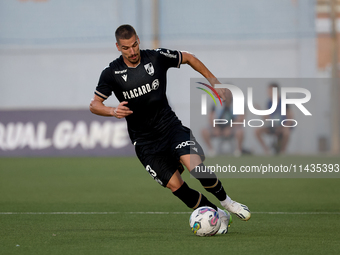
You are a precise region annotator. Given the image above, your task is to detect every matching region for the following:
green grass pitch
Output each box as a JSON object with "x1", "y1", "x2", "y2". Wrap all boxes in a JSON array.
[{"x1": 0, "y1": 156, "x2": 339, "y2": 255}]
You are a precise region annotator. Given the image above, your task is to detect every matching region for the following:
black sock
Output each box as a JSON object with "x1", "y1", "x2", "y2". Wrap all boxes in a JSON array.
[
  {"x1": 173, "y1": 182, "x2": 217, "y2": 211},
  {"x1": 191, "y1": 163, "x2": 227, "y2": 201}
]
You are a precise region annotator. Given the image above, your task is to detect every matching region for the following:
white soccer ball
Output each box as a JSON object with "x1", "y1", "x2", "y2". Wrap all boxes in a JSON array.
[{"x1": 189, "y1": 206, "x2": 221, "y2": 236}]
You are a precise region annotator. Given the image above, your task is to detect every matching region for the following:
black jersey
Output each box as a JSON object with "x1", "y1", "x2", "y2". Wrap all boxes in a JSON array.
[{"x1": 95, "y1": 49, "x2": 183, "y2": 144}]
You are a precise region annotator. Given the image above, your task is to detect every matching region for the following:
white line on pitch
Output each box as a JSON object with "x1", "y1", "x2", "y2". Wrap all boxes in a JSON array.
[{"x1": 0, "y1": 212, "x2": 339, "y2": 215}]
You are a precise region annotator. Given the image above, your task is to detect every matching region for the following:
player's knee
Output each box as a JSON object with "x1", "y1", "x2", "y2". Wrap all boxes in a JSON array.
[
  {"x1": 180, "y1": 154, "x2": 202, "y2": 172},
  {"x1": 190, "y1": 163, "x2": 218, "y2": 181},
  {"x1": 167, "y1": 183, "x2": 183, "y2": 192},
  {"x1": 166, "y1": 172, "x2": 184, "y2": 192}
]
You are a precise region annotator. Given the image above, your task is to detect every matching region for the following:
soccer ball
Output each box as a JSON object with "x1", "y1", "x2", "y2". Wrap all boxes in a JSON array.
[{"x1": 189, "y1": 206, "x2": 221, "y2": 236}]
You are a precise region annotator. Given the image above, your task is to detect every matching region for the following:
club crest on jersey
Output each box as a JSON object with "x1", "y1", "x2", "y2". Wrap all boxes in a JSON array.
[{"x1": 144, "y1": 62, "x2": 154, "y2": 76}]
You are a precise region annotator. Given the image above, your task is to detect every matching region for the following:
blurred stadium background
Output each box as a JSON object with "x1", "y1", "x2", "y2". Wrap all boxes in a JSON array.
[
  {"x1": 0, "y1": 0, "x2": 339, "y2": 156},
  {"x1": 1, "y1": 2, "x2": 340, "y2": 254}
]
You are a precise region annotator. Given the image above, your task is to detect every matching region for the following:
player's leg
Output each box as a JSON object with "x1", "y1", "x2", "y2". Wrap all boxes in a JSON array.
[
  {"x1": 180, "y1": 154, "x2": 251, "y2": 221},
  {"x1": 171, "y1": 125, "x2": 250, "y2": 221},
  {"x1": 135, "y1": 141, "x2": 220, "y2": 212},
  {"x1": 167, "y1": 169, "x2": 218, "y2": 211},
  {"x1": 167, "y1": 169, "x2": 231, "y2": 234},
  {"x1": 181, "y1": 154, "x2": 227, "y2": 201}
]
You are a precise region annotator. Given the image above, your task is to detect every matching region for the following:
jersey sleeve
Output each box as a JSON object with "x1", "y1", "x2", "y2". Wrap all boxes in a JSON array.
[
  {"x1": 95, "y1": 67, "x2": 114, "y2": 100},
  {"x1": 155, "y1": 48, "x2": 182, "y2": 69}
]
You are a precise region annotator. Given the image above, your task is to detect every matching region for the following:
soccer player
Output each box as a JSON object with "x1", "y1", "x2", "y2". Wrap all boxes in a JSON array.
[{"x1": 90, "y1": 24, "x2": 251, "y2": 234}]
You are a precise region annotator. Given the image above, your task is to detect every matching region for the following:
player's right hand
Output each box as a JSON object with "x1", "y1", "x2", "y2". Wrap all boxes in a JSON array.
[{"x1": 113, "y1": 101, "x2": 133, "y2": 119}]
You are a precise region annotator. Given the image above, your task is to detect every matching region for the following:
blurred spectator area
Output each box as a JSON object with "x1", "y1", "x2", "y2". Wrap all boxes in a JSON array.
[
  {"x1": 0, "y1": 0, "x2": 336, "y2": 155},
  {"x1": 317, "y1": 0, "x2": 340, "y2": 71}
]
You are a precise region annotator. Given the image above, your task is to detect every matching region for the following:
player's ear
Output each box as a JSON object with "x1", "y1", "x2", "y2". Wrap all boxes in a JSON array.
[
  {"x1": 137, "y1": 36, "x2": 140, "y2": 45},
  {"x1": 116, "y1": 42, "x2": 121, "y2": 52}
]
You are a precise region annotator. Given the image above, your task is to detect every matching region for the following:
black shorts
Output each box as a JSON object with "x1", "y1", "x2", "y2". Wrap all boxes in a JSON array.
[{"x1": 135, "y1": 125, "x2": 205, "y2": 187}]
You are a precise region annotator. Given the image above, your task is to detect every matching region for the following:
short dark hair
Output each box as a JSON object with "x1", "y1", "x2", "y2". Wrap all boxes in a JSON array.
[{"x1": 115, "y1": 24, "x2": 137, "y2": 43}]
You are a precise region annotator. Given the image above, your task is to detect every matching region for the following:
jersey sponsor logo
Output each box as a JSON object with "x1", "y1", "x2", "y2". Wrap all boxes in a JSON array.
[
  {"x1": 159, "y1": 49, "x2": 177, "y2": 59},
  {"x1": 121, "y1": 74, "x2": 127, "y2": 82},
  {"x1": 115, "y1": 69, "x2": 127, "y2": 74},
  {"x1": 144, "y1": 62, "x2": 154, "y2": 76},
  {"x1": 152, "y1": 79, "x2": 159, "y2": 90},
  {"x1": 175, "y1": 140, "x2": 195, "y2": 149},
  {"x1": 122, "y1": 79, "x2": 159, "y2": 100}
]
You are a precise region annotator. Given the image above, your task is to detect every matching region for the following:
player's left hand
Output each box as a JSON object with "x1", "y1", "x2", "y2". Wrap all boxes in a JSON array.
[
  {"x1": 215, "y1": 87, "x2": 227, "y2": 102},
  {"x1": 207, "y1": 78, "x2": 227, "y2": 102},
  {"x1": 114, "y1": 101, "x2": 133, "y2": 119}
]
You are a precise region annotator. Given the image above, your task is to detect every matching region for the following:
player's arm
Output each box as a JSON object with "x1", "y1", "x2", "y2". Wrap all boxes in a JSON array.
[
  {"x1": 89, "y1": 94, "x2": 133, "y2": 119},
  {"x1": 181, "y1": 51, "x2": 226, "y2": 101}
]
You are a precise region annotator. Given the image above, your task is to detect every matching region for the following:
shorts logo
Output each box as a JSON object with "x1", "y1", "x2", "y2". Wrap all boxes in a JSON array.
[
  {"x1": 144, "y1": 62, "x2": 154, "y2": 76},
  {"x1": 175, "y1": 141, "x2": 195, "y2": 149},
  {"x1": 146, "y1": 165, "x2": 163, "y2": 186}
]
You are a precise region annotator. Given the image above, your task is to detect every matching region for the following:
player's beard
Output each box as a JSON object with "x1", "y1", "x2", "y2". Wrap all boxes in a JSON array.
[{"x1": 128, "y1": 53, "x2": 140, "y2": 64}]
